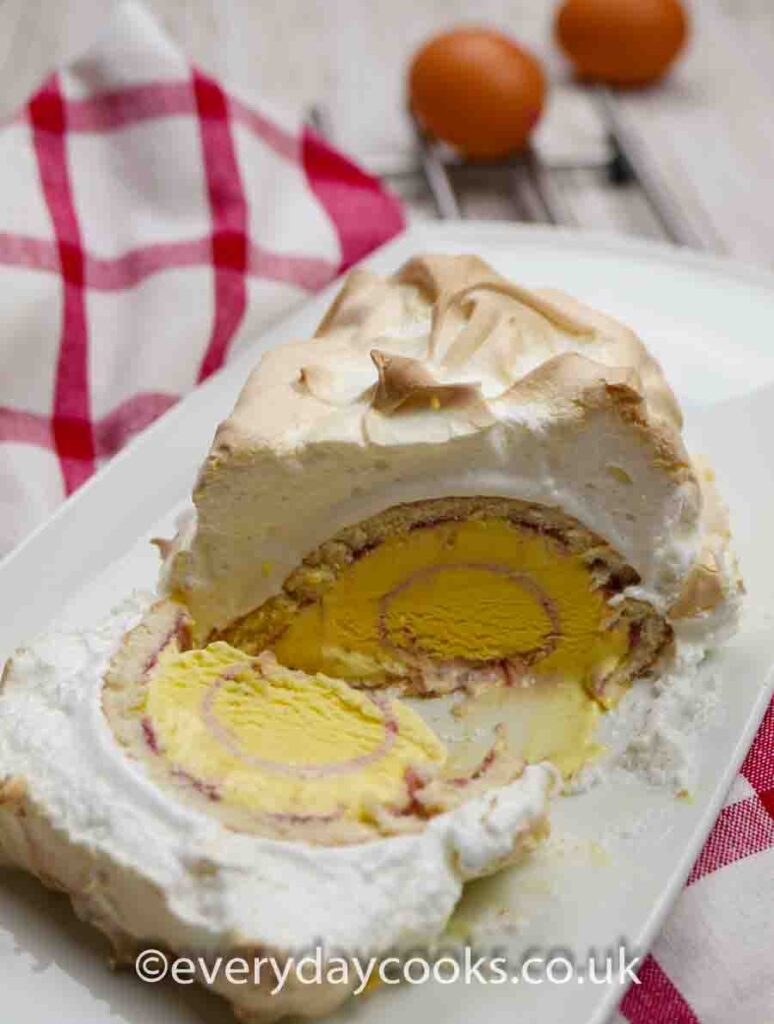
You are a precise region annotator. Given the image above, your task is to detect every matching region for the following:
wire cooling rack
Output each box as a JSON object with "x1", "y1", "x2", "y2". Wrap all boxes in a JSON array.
[{"x1": 310, "y1": 86, "x2": 705, "y2": 248}]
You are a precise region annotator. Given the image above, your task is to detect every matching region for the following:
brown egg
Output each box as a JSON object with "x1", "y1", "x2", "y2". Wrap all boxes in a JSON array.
[
  {"x1": 408, "y1": 27, "x2": 546, "y2": 159},
  {"x1": 555, "y1": 0, "x2": 688, "y2": 87}
]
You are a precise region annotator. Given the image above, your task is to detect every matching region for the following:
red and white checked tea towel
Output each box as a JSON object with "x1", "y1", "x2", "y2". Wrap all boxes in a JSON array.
[
  {"x1": 617, "y1": 703, "x2": 774, "y2": 1023},
  {"x1": 0, "y1": 1, "x2": 402, "y2": 555},
  {"x1": 0, "y1": 5, "x2": 771, "y2": 1023}
]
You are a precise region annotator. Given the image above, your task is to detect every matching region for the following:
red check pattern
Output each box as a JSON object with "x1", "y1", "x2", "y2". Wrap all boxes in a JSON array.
[
  {"x1": 0, "y1": 4, "x2": 402, "y2": 550},
  {"x1": 28, "y1": 77, "x2": 95, "y2": 494},
  {"x1": 619, "y1": 700, "x2": 774, "y2": 1024}
]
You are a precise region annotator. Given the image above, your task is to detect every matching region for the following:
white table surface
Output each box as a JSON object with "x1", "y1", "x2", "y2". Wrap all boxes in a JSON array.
[{"x1": 1, "y1": 0, "x2": 773, "y2": 263}]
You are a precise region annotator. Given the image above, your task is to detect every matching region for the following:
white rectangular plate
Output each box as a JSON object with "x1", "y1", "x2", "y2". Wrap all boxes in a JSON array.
[{"x1": 2, "y1": 223, "x2": 773, "y2": 1024}]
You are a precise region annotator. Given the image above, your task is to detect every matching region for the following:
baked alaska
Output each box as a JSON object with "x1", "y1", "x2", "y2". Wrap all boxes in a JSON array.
[
  {"x1": 0, "y1": 255, "x2": 741, "y2": 1022},
  {"x1": 165, "y1": 254, "x2": 740, "y2": 698},
  {"x1": 101, "y1": 599, "x2": 543, "y2": 844}
]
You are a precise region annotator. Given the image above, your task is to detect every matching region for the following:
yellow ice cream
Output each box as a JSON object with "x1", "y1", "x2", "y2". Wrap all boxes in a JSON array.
[
  {"x1": 141, "y1": 642, "x2": 446, "y2": 822},
  {"x1": 268, "y1": 518, "x2": 630, "y2": 780},
  {"x1": 451, "y1": 679, "x2": 603, "y2": 779},
  {"x1": 274, "y1": 518, "x2": 629, "y2": 691}
]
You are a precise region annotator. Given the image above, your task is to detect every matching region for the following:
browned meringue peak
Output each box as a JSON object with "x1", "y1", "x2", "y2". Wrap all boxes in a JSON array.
[
  {"x1": 311, "y1": 254, "x2": 683, "y2": 423},
  {"x1": 365, "y1": 349, "x2": 497, "y2": 446},
  {"x1": 291, "y1": 258, "x2": 684, "y2": 450},
  {"x1": 369, "y1": 349, "x2": 492, "y2": 416},
  {"x1": 670, "y1": 454, "x2": 742, "y2": 620},
  {"x1": 502, "y1": 349, "x2": 644, "y2": 404},
  {"x1": 215, "y1": 254, "x2": 685, "y2": 455},
  {"x1": 496, "y1": 350, "x2": 694, "y2": 477},
  {"x1": 669, "y1": 549, "x2": 727, "y2": 620},
  {"x1": 313, "y1": 264, "x2": 432, "y2": 345}
]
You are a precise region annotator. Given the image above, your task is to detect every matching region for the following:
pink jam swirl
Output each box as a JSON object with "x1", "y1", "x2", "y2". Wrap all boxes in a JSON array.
[{"x1": 377, "y1": 561, "x2": 561, "y2": 668}]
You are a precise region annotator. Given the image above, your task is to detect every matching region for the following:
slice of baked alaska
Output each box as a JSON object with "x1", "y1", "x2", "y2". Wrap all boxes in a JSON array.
[
  {"x1": 166, "y1": 254, "x2": 741, "y2": 706},
  {"x1": 0, "y1": 254, "x2": 741, "y2": 1023}
]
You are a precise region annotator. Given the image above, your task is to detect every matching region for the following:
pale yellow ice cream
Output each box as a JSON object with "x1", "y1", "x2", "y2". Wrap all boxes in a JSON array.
[{"x1": 139, "y1": 642, "x2": 446, "y2": 824}]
